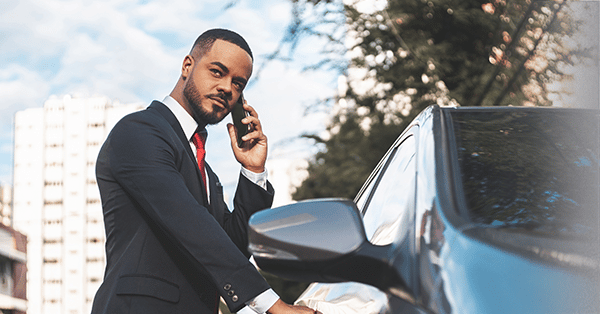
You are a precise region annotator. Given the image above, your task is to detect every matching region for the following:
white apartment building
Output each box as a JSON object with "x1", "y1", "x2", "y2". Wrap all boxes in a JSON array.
[
  {"x1": 0, "y1": 185, "x2": 11, "y2": 227},
  {"x1": 12, "y1": 95, "x2": 144, "y2": 314}
]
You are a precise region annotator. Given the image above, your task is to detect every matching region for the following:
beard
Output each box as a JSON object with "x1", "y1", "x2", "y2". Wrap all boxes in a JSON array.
[{"x1": 183, "y1": 75, "x2": 229, "y2": 125}]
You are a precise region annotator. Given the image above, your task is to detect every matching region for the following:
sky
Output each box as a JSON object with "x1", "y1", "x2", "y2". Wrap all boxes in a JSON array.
[
  {"x1": 0, "y1": 0, "x2": 339, "y2": 190},
  {"x1": 1, "y1": 0, "x2": 598, "y2": 193}
]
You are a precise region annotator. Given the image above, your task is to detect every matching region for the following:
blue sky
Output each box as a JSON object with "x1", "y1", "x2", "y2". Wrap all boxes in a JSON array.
[
  {"x1": 2, "y1": 0, "x2": 598, "y2": 189},
  {"x1": 0, "y1": 0, "x2": 338, "y2": 186}
]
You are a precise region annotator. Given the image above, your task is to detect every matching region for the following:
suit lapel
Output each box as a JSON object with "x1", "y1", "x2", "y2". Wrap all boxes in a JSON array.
[
  {"x1": 149, "y1": 101, "x2": 196, "y2": 163},
  {"x1": 148, "y1": 101, "x2": 210, "y2": 207}
]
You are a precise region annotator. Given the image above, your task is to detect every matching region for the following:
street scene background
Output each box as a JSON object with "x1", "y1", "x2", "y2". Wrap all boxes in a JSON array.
[{"x1": 0, "y1": 0, "x2": 598, "y2": 313}]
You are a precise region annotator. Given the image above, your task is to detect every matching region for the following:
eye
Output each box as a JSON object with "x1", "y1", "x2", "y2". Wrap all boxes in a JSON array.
[
  {"x1": 233, "y1": 81, "x2": 244, "y2": 91},
  {"x1": 210, "y1": 68, "x2": 223, "y2": 77}
]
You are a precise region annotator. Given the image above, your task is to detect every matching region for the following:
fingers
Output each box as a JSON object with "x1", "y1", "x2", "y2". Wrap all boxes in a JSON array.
[
  {"x1": 291, "y1": 304, "x2": 320, "y2": 314},
  {"x1": 242, "y1": 101, "x2": 258, "y2": 118},
  {"x1": 241, "y1": 107, "x2": 261, "y2": 132},
  {"x1": 238, "y1": 102, "x2": 264, "y2": 143},
  {"x1": 242, "y1": 125, "x2": 265, "y2": 144},
  {"x1": 266, "y1": 299, "x2": 320, "y2": 314}
]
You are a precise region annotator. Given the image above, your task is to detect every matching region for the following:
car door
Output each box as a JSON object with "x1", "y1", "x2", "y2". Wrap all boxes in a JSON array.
[{"x1": 296, "y1": 126, "x2": 420, "y2": 314}]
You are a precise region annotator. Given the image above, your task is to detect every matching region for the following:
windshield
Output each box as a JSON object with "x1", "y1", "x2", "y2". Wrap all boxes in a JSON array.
[{"x1": 451, "y1": 109, "x2": 599, "y2": 239}]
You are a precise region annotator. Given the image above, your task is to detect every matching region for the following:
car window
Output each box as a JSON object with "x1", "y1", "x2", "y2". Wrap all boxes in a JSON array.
[
  {"x1": 355, "y1": 172, "x2": 377, "y2": 212},
  {"x1": 362, "y1": 134, "x2": 417, "y2": 246},
  {"x1": 451, "y1": 110, "x2": 599, "y2": 238}
]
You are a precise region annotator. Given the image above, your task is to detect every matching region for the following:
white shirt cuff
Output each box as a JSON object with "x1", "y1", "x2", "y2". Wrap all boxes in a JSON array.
[
  {"x1": 239, "y1": 288, "x2": 280, "y2": 313},
  {"x1": 240, "y1": 167, "x2": 268, "y2": 190},
  {"x1": 236, "y1": 306, "x2": 257, "y2": 314}
]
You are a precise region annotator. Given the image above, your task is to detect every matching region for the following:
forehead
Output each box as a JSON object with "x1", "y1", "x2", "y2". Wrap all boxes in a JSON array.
[{"x1": 199, "y1": 39, "x2": 253, "y2": 79}]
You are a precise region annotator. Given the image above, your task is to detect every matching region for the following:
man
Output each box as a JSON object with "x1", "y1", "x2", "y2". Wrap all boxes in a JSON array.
[{"x1": 91, "y1": 29, "x2": 318, "y2": 314}]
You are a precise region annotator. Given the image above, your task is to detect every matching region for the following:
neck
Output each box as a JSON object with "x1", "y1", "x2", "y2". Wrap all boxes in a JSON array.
[{"x1": 169, "y1": 89, "x2": 208, "y2": 129}]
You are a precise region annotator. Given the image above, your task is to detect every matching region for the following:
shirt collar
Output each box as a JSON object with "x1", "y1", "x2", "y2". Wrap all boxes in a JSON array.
[{"x1": 162, "y1": 96, "x2": 204, "y2": 141}]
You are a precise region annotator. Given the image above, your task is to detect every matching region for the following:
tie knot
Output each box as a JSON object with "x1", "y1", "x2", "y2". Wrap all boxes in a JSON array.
[{"x1": 192, "y1": 132, "x2": 205, "y2": 149}]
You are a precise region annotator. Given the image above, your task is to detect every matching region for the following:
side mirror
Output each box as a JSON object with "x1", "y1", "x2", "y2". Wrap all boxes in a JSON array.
[
  {"x1": 248, "y1": 199, "x2": 408, "y2": 292},
  {"x1": 249, "y1": 199, "x2": 365, "y2": 261}
]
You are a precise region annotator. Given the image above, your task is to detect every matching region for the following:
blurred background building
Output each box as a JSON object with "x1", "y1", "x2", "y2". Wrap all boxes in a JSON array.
[
  {"x1": 0, "y1": 185, "x2": 12, "y2": 227},
  {"x1": 0, "y1": 202, "x2": 27, "y2": 314},
  {"x1": 12, "y1": 95, "x2": 144, "y2": 314}
]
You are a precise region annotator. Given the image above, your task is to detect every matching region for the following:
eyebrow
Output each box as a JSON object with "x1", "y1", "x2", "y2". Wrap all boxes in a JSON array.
[
  {"x1": 211, "y1": 62, "x2": 229, "y2": 74},
  {"x1": 211, "y1": 62, "x2": 248, "y2": 86}
]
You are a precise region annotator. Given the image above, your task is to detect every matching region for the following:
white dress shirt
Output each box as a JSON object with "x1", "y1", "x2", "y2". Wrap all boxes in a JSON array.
[{"x1": 161, "y1": 96, "x2": 279, "y2": 313}]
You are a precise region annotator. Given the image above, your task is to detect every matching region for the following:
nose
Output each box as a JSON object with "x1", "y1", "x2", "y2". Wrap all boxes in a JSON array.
[{"x1": 216, "y1": 78, "x2": 233, "y2": 98}]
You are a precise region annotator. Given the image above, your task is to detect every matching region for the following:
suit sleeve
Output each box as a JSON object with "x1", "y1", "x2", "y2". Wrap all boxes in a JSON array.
[
  {"x1": 223, "y1": 174, "x2": 274, "y2": 258},
  {"x1": 105, "y1": 114, "x2": 271, "y2": 311}
]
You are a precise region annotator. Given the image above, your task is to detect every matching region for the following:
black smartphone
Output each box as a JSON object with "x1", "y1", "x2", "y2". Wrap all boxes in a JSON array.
[{"x1": 231, "y1": 94, "x2": 250, "y2": 147}]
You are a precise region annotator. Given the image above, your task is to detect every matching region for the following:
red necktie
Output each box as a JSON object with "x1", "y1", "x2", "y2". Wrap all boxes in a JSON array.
[{"x1": 191, "y1": 132, "x2": 207, "y2": 190}]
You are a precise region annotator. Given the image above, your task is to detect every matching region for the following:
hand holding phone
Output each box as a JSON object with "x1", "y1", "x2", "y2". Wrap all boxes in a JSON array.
[
  {"x1": 227, "y1": 95, "x2": 268, "y2": 173},
  {"x1": 231, "y1": 94, "x2": 250, "y2": 147}
]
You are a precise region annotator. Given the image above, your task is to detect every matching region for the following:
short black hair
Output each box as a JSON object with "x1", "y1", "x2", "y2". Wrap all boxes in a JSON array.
[{"x1": 190, "y1": 28, "x2": 253, "y2": 61}]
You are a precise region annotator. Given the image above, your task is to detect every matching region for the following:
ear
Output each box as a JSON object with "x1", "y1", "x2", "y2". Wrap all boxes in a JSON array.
[{"x1": 181, "y1": 55, "x2": 194, "y2": 79}]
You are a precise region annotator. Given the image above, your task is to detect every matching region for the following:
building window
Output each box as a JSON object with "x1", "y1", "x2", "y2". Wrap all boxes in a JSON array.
[
  {"x1": 44, "y1": 200, "x2": 63, "y2": 205},
  {"x1": 44, "y1": 220, "x2": 63, "y2": 225},
  {"x1": 43, "y1": 238, "x2": 63, "y2": 244}
]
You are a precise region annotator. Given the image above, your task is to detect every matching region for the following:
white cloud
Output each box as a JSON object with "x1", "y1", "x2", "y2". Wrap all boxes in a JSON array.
[
  {"x1": 1, "y1": 0, "x2": 189, "y2": 103},
  {"x1": 52, "y1": 17, "x2": 179, "y2": 101},
  {"x1": 250, "y1": 61, "x2": 332, "y2": 142},
  {"x1": 0, "y1": 0, "x2": 325, "y2": 107},
  {"x1": 133, "y1": 0, "x2": 206, "y2": 31},
  {"x1": 0, "y1": 64, "x2": 51, "y2": 125},
  {"x1": 0, "y1": 1, "x2": 66, "y2": 61},
  {"x1": 268, "y1": 2, "x2": 293, "y2": 23},
  {"x1": 0, "y1": 0, "x2": 338, "y2": 187}
]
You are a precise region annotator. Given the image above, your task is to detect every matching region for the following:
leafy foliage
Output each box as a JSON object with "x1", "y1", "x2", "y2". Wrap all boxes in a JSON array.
[
  {"x1": 287, "y1": 0, "x2": 588, "y2": 201},
  {"x1": 255, "y1": 0, "x2": 594, "y2": 304}
]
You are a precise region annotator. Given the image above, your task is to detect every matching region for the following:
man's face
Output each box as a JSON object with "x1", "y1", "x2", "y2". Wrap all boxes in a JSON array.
[{"x1": 183, "y1": 39, "x2": 253, "y2": 125}]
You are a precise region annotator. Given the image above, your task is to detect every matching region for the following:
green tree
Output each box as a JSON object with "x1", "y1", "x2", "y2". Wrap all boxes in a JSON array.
[
  {"x1": 251, "y1": 0, "x2": 595, "y2": 304},
  {"x1": 287, "y1": 0, "x2": 590, "y2": 200}
]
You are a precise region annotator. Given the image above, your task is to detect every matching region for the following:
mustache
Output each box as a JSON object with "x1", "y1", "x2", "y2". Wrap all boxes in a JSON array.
[{"x1": 207, "y1": 92, "x2": 231, "y2": 109}]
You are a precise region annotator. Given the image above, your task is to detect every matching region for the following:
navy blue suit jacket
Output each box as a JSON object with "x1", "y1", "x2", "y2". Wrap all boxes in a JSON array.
[{"x1": 91, "y1": 101, "x2": 273, "y2": 313}]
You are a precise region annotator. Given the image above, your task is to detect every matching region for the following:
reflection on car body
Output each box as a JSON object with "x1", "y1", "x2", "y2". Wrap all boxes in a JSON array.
[
  {"x1": 248, "y1": 105, "x2": 600, "y2": 314},
  {"x1": 298, "y1": 282, "x2": 389, "y2": 314}
]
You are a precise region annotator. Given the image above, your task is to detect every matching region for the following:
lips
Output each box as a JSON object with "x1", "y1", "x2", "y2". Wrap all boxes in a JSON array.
[{"x1": 208, "y1": 95, "x2": 228, "y2": 110}]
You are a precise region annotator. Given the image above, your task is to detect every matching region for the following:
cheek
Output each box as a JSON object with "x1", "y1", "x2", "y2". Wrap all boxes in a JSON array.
[{"x1": 192, "y1": 72, "x2": 214, "y2": 90}]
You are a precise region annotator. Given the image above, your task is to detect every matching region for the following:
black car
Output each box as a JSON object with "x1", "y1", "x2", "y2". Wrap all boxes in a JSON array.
[{"x1": 248, "y1": 105, "x2": 600, "y2": 314}]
